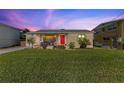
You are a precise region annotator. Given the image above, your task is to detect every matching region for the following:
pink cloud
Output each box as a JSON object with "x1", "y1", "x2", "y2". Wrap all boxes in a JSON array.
[
  {"x1": 10, "y1": 12, "x2": 27, "y2": 23},
  {"x1": 1, "y1": 10, "x2": 30, "y2": 30},
  {"x1": 44, "y1": 9, "x2": 66, "y2": 29},
  {"x1": 17, "y1": 25, "x2": 40, "y2": 32},
  {"x1": 3, "y1": 11, "x2": 40, "y2": 31},
  {"x1": 27, "y1": 26, "x2": 39, "y2": 32},
  {"x1": 50, "y1": 19, "x2": 65, "y2": 29},
  {"x1": 6, "y1": 11, "x2": 27, "y2": 26},
  {"x1": 62, "y1": 15, "x2": 124, "y2": 30},
  {"x1": 44, "y1": 9, "x2": 55, "y2": 28}
]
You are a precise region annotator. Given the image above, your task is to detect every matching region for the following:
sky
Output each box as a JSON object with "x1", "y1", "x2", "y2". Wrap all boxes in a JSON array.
[{"x1": 0, "y1": 9, "x2": 124, "y2": 31}]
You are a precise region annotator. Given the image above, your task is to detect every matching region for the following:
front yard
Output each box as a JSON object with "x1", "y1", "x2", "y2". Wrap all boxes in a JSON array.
[{"x1": 0, "y1": 48, "x2": 124, "y2": 82}]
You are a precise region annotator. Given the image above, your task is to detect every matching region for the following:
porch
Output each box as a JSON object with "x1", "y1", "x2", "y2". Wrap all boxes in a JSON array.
[{"x1": 26, "y1": 33, "x2": 67, "y2": 48}]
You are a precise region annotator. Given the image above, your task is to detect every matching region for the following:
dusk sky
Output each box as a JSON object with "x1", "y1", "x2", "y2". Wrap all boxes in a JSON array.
[{"x1": 0, "y1": 9, "x2": 124, "y2": 31}]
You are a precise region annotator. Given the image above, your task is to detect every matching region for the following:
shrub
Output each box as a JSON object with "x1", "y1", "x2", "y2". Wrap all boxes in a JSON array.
[
  {"x1": 68, "y1": 42, "x2": 75, "y2": 49},
  {"x1": 40, "y1": 41, "x2": 48, "y2": 49},
  {"x1": 78, "y1": 38, "x2": 90, "y2": 48},
  {"x1": 55, "y1": 45, "x2": 65, "y2": 49}
]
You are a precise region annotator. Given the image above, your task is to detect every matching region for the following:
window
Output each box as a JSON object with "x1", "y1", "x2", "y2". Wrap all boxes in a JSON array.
[
  {"x1": 107, "y1": 24, "x2": 117, "y2": 31},
  {"x1": 103, "y1": 37, "x2": 110, "y2": 40},
  {"x1": 94, "y1": 32, "x2": 99, "y2": 35},
  {"x1": 43, "y1": 35, "x2": 57, "y2": 46},
  {"x1": 102, "y1": 28, "x2": 105, "y2": 32}
]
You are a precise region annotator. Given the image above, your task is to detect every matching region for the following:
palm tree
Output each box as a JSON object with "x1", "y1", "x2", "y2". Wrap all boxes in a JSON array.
[
  {"x1": 78, "y1": 37, "x2": 90, "y2": 48},
  {"x1": 27, "y1": 36, "x2": 35, "y2": 48}
]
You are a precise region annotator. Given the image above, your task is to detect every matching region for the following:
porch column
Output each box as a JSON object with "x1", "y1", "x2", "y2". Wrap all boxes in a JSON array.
[
  {"x1": 57, "y1": 34, "x2": 60, "y2": 45},
  {"x1": 40, "y1": 34, "x2": 44, "y2": 42}
]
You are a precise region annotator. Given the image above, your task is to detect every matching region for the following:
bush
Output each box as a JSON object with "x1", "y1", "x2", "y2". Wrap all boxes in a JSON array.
[
  {"x1": 68, "y1": 42, "x2": 75, "y2": 49},
  {"x1": 55, "y1": 45, "x2": 65, "y2": 49},
  {"x1": 78, "y1": 38, "x2": 90, "y2": 48},
  {"x1": 40, "y1": 41, "x2": 48, "y2": 49}
]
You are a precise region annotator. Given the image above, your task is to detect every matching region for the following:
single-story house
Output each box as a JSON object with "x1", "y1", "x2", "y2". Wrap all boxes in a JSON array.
[
  {"x1": 26, "y1": 29, "x2": 93, "y2": 48},
  {"x1": 0, "y1": 23, "x2": 20, "y2": 48}
]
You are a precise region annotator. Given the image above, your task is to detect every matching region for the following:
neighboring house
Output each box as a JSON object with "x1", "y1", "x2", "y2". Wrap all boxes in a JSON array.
[
  {"x1": 93, "y1": 19, "x2": 124, "y2": 49},
  {"x1": 0, "y1": 23, "x2": 20, "y2": 48},
  {"x1": 26, "y1": 29, "x2": 93, "y2": 48}
]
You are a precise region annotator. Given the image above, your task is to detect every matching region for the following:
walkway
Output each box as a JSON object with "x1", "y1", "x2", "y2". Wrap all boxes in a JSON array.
[{"x1": 0, "y1": 46, "x2": 25, "y2": 55}]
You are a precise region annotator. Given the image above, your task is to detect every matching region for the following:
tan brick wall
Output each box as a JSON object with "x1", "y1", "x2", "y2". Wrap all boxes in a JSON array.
[
  {"x1": 66, "y1": 33, "x2": 79, "y2": 48},
  {"x1": 26, "y1": 32, "x2": 93, "y2": 48},
  {"x1": 86, "y1": 32, "x2": 94, "y2": 48},
  {"x1": 66, "y1": 32, "x2": 93, "y2": 48},
  {"x1": 33, "y1": 34, "x2": 41, "y2": 46}
]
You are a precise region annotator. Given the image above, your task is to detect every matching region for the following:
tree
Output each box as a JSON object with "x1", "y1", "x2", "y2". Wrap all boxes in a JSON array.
[
  {"x1": 20, "y1": 29, "x2": 30, "y2": 41},
  {"x1": 27, "y1": 36, "x2": 35, "y2": 48},
  {"x1": 23, "y1": 28, "x2": 30, "y2": 33}
]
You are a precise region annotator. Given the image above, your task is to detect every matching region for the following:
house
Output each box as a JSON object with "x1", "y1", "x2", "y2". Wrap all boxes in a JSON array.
[
  {"x1": 93, "y1": 19, "x2": 124, "y2": 49},
  {"x1": 0, "y1": 23, "x2": 20, "y2": 48},
  {"x1": 26, "y1": 29, "x2": 93, "y2": 48}
]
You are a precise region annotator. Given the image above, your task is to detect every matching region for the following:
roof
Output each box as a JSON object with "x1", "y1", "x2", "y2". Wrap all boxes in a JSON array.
[
  {"x1": 92, "y1": 18, "x2": 124, "y2": 31},
  {"x1": 27, "y1": 29, "x2": 92, "y2": 34},
  {"x1": 0, "y1": 23, "x2": 21, "y2": 31}
]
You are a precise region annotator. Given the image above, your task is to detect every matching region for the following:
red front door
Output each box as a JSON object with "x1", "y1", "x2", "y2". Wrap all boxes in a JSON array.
[{"x1": 60, "y1": 35, "x2": 65, "y2": 45}]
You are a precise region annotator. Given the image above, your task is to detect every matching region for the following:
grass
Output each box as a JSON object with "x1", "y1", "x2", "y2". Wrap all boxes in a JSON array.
[{"x1": 0, "y1": 48, "x2": 124, "y2": 82}]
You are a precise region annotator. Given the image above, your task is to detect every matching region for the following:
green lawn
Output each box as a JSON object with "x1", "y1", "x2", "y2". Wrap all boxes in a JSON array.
[{"x1": 0, "y1": 48, "x2": 124, "y2": 83}]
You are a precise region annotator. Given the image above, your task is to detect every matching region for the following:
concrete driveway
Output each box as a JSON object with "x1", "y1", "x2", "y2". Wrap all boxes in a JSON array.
[{"x1": 0, "y1": 46, "x2": 25, "y2": 55}]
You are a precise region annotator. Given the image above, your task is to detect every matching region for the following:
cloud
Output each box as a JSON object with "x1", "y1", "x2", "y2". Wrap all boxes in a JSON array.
[
  {"x1": 50, "y1": 19, "x2": 65, "y2": 29},
  {"x1": 2, "y1": 11, "x2": 27, "y2": 25},
  {"x1": 62, "y1": 15, "x2": 124, "y2": 30},
  {"x1": 0, "y1": 10, "x2": 31, "y2": 30},
  {"x1": 10, "y1": 12, "x2": 27, "y2": 25},
  {"x1": 44, "y1": 9, "x2": 55, "y2": 28},
  {"x1": 26, "y1": 26, "x2": 39, "y2": 32},
  {"x1": 1, "y1": 9, "x2": 124, "y2": 31},
  {"x1": 44, "y1": 9, "x2": 66, "y2": 29}
]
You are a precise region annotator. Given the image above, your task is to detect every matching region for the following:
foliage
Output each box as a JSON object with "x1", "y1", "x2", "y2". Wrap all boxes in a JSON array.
[
  {"x1": 40, "y1": 41, "x2": 48, "y2": 49},
  {"x1": 23, "y1": 29, "x2": 30, "y2": 33},
  {"x1": 27, "y1": 36, "x2": 35, "y2": 48},
  {"x1": 0, "y1": 49, "x2": 124, "y2": 82},
  {"x1": 68, "y1": 42, "x2": 75, "y2": 49},
  {"x1": 55, "y1": 45, "x2": 65, "y2": 49},
  {"x1": 20, "y1": 29, "x2": 30, "y2": 41},
  {"x1": 78, "y1": 37, "x2": 90, "y2": 48}
]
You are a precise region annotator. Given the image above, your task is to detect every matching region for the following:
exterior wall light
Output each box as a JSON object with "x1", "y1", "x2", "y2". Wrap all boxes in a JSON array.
[
  {"x1": 82, "y1": 35, "x2": 85, "y2": 38},
  {"x1": 78, "y1": 35, "x2": 82, "y2": 38},
  {"x1": 78, "y1": 34, "x2": 85, "y2": 38}
]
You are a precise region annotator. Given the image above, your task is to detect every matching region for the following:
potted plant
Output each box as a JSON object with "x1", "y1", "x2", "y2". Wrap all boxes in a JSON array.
[{"x1": 40, "y1": 41, "x2": 48, "y2": 49}]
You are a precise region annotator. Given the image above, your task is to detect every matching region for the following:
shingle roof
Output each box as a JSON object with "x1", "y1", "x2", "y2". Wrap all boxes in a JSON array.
[{"x1": 27, "y1": 29, "x2": 92, "y2": 34}]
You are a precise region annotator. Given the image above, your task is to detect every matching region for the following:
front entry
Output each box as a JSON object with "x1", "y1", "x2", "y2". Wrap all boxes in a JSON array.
[{"x1": 60, "y1": 34, "x2": 65, "y2": 45}]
